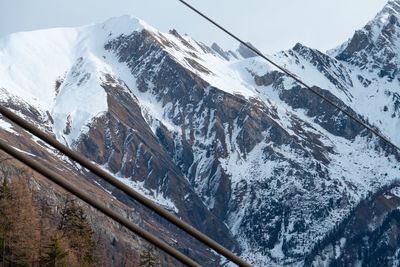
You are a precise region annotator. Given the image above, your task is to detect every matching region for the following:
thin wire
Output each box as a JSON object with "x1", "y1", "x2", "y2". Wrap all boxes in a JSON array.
[
  {"x1": 0, "y1": 106, "x2": 251, "y2": 267},
  {"x1": 176, "y1": 0, "x2": 400, "y2": 153},
  {"x1": 0, "y1": 139, "x2": 200, "y2": 267}
]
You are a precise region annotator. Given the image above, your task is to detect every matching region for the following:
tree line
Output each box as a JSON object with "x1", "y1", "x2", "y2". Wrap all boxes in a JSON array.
[{"x1": 0, "y1": 160, "x2": 161, "y2": 267}]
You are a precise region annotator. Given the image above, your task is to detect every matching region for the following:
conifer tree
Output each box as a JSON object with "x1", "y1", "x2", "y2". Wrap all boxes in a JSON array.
[
  {"x1": 58, "y1": 199, "x2": 95, "y2": 267},
  {"x1": 139, "y1": 245, "x2": 159, "y2": 267},
  {"x1": 41, "y1": 233, "x2": 69, "y2": 267}
]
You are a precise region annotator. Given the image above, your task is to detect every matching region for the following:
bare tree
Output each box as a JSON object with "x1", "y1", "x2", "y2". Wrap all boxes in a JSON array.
[{"x1": 0, "y1": 160, "x2": 40, "y2": 266}]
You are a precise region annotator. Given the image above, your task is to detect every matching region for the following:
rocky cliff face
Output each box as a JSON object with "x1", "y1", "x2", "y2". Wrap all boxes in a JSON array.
[
  {"x1": 335, "y1": 0, "x2": 400, "y2": 79},
  {"x1": 1, "y1": 1, "x2": 400, "y2": 266},
  {"x1": 306, "y1": 182, "x2": 400, "y2": 267}
]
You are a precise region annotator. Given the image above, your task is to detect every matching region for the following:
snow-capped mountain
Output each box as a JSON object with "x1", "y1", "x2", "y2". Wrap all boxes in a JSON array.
[{"x1": 1, "y1": 1, "x2": 400, "y2": 266}]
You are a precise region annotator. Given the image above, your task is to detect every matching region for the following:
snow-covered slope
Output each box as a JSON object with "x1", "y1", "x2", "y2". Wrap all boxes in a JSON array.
[
  {"x1": 0, "y1": 27, "x2": 77, "y2": 109},
  {"x1": 0, "y1": 15, "x2": 149, "y2": 144},
  {"x1": 1, "y1": 1, "x2": 400, "y2": 266}
]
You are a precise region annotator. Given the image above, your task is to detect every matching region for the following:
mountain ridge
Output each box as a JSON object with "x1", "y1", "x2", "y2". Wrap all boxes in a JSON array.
[{"x1": 1, "y1": 1, "x2": 400, "y2": 266}]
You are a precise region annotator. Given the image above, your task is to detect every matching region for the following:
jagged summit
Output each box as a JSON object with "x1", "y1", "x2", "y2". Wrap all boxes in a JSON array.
[
  {"x1": 366, "y1": 0, "x2": 400, "y2": 38},
  {"x1": 237, "y1": 42, "x2": 260, "y2": 58},
  {"x1": 332, "y1": 0, "x2": 400, "y2": 78},
  {"x1": 384, "y1": 0, "x2": 400, "y2": 15}
]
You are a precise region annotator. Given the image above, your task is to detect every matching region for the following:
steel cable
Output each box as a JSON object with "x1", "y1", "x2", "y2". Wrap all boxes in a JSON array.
[
  {"x1": 0, "y1": 139, "x2": 200, "y2": 267},
  {"x1": 176, "y1": 0, "x2": 400, "y2": 153},
  {"x1": 0, "y1": 105, "x2": 251, "y2": 267}
]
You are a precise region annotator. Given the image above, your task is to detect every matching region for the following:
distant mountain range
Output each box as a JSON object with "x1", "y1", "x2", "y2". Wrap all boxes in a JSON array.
[{"x1": 1, "y1": 1, "x2": 400, "y2": 266}]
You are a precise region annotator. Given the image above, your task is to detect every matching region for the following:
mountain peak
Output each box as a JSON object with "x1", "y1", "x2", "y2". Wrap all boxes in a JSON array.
[
  {"x1": 372, "y1": 0, "x2": 400, "y2": 26},
  {"x1": 237, "y1": 42, "x2": 260, "y2": 58},
  {"x1": 386, "y1": 0, "x2": 400, "y2": 11},
  {"x1": 332, "y1": 0, "x2": 400, "y2": 78},
  {"x1": 95, "y1": 14, "x2": 150, "y2": 37}
]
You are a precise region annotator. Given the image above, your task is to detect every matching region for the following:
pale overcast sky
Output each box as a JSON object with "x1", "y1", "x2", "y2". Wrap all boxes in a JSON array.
[{"x1": 0, "y1": 0, "x2": 389, "y2": 54}]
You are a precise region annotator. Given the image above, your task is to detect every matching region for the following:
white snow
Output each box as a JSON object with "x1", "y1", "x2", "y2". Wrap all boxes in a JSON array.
[
  {"x1": 0, "y1": 27, "x2": 78, "y2": 110},
  {"x1": 0, "y1": 15, "x2": 149, "y2": 146},
  {"x1": 1, "y1": 11, "x2": 400, "y2": 267},
  {"x1": 154, "y1": 30, "x2": 260, "y2": 98},
  {"x1": 0, "y1": 119, "x2": 17, "y2": 134},
  {"x1": 99, "y1": 164, "x2": 179, "y2": 213},
  {"x1": 11, "y1": 146, "x2": 36, "y2": 157}
]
